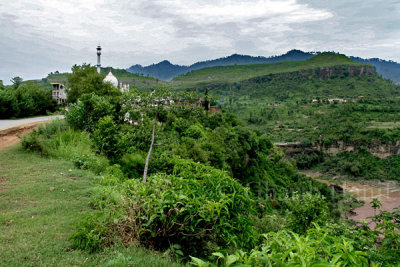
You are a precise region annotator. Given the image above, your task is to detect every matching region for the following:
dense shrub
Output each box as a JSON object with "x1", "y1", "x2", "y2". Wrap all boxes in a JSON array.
[
  {"x1": 0, "y1": 89, "x2": 18, "y2": 118},
  {"x1": 191, "y1": 225, "x2": 370, "y2": 266},
  {"x1": 285, "y1": 192, "x2": 329, "y2": 233},
  {"x1": 21, "y1": 119, "x2": 67, "y2": 153},
  {"x1": 92, "y1": 116, "x2": 121, "y2": 160},
  {"x1": 0, "y1": 82, "x2": 56, "y2": 118},
  {"x1": 22, "y1": 119, "x2": 108, "y2": 174},
  {"x1": 119, "y1": 152, "x2": 146, "y2": 178},
  {"x1": 292, "y1": 151, "x2": 323, "y2": 169},
  {"x1": 319, "y1": 151, "x2": 400, "y2": 181},
  {"x1": 72, "y1": 159, "x2": 257, "y2": 256},
  {"x1": 65, "y1": 93, "x2": 116, "y2": 132}
]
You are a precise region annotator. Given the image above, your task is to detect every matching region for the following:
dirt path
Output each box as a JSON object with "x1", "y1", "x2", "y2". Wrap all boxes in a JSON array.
[
  {"x1": 0, "y1": 115, "x2": 64, "y2": 151},
  {"x1": 0, "y1": 122, "x2": 44, "y2": 151}
]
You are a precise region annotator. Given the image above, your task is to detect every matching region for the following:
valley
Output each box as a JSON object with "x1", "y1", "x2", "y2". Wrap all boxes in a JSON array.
[{"x1": 2, "y1": 51, "x2": 400, "y2": 266}]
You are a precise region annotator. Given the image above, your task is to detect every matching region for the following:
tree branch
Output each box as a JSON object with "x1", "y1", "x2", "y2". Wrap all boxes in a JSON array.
[{"x1": 143, "y1": 110, "x2": 158, "y2": 182}]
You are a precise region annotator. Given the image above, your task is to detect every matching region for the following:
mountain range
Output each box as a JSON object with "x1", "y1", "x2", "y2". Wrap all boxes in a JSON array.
[{"x1": 127, "y1": 50, "x2": 400, "y2": 83}]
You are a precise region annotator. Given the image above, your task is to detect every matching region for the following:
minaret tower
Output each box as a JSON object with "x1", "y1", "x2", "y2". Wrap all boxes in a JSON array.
[{"x1": 96, "y1": 45, "x2": 102, "y2": 73}]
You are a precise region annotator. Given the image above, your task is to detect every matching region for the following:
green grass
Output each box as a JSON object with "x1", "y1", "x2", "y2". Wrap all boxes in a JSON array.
[
  {"x1": 367, "y1": 121, "x2": 400, "y2": 129},
  {"x1": 0, "y1": 145, "x2": 184, "y2": 267}
]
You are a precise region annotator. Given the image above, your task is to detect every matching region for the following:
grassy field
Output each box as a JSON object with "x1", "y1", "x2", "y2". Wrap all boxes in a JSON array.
[{"x1": 0, "y1": 145, "x2": 184, "y2": 267}]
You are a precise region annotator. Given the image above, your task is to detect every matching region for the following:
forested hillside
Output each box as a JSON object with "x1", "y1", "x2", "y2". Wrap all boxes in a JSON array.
[
  {"x1": 127, "y1": 49, "x2": 400, "y2": 82},
  {"x1": 171, "y1": 53, "x2": 400, "y2": 183},
  {"x1": 11, "y1": 61, "x2": 400, "y2": 266}
]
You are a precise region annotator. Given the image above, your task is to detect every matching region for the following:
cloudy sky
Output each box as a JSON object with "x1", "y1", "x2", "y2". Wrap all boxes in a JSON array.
[{"x1": 0, "y1": 0, "x2": 399, "y2": 84}]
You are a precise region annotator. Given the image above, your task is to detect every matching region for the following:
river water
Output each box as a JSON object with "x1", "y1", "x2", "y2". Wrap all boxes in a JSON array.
[{"x1": 300, "y1": 170, "x2": 400, "y2": 223}]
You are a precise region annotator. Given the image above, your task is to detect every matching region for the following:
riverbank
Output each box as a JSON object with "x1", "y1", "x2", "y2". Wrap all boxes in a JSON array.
[{"x1": 300, "y1": 170, "x2": 400, "y2": 223}]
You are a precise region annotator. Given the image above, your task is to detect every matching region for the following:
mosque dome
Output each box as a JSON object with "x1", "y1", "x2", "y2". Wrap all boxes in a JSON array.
[{"x1": 103, "y1": 71, "x2": 118, "y2": 87}]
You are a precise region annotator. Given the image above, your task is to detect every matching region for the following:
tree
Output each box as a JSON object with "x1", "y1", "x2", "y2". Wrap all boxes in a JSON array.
[
  {"x1": 0, "y1": 89, "x2": 18, "y2": 118},
  {"x1": 0, "y1": 80, "x2": 4, "y2": 90},
  {"x1": 14, "y1": 81, "x2": 56, "y2": 117},
  {"x1": 122, "y1": 88, "x2": 197, "y2": 182},
  {"x1": 10, "y1": 76, "x2": 23, "y2": 89},
  {"x1": 67, "y1": 64, "x2": 121, "y2": 103}
]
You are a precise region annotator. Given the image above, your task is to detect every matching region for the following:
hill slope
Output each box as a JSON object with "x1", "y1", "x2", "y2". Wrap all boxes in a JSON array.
[
  {"x1": 127, "y1": 50, "x2": 400, "y2": 82},
  {"x1": 171, "y1": 53, "x2": 369, "y2": 88},
  {"x1": 127, "y1": 50, "x2": 314, "y2": 81},
  {"x1": 169, "y1": 53, "x2": 399, "y2": 146}
]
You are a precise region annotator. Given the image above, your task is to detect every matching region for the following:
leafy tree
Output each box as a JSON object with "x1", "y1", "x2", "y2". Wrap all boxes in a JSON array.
[
  {"x1": 67, "y1": 64, "x2": 121, "y2": 103},
  {"x1": 10, "y1": 76, "x2": 23, "y2": 89},
  {"x1": 0, "y1": 80, "x2": 4, "y2": 90},
  {"x1": 92, "y1": 116, "x2": 120, "y2": 160},
  {"x1": 14, "y1": 82, "x2": 56, "y2": 117},
  {"x1": 122, "y1": 88, "x2": 197, "y2": 182},
  {"x1": 65, "y1": 93, "x2": 116, "y2": 132},
  {"x1": 0, "y1": 89, "x2": 18, "y2": 118}
]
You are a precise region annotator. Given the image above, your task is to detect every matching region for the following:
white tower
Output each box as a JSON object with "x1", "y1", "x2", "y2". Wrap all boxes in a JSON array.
[{"x1": 96, "y1": 45, "x2": 102, "y2": 73}]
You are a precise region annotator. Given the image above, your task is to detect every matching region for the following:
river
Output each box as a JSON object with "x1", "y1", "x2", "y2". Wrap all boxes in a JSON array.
[{"x1": 300, "y1": 170, "x2": 400, "y2": 223}]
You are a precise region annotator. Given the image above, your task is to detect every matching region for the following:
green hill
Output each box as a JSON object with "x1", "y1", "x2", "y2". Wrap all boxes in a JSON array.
[
  {"x1": 172, "y1": 53, "x2": 366, "y2": 88},
  {"x1": 168, "y1": 53, "x2": 400, "y2": 148}
]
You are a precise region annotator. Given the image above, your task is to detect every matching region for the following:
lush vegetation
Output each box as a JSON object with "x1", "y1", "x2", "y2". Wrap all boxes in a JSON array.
[
  {"x1": 0, "y1": 80, "x2": 57, "y2": 119},
  {"x1": 168, "y1": 53, "x2": 400, "y2": 182},
  {"x1": 66, "y1": 64, "x2": 121, "y2": 103},
  {"x1": 317, "y1": 151, "x2": 400, "y2": 181},
  {"x1": 0, "y1": 146, "x2": 184, "y2": 267},
  {"x1": 12, "y1": 56, "x2": 400, "y2": 265},
  {"x1": 127, "y1": 49, "x2": 400, "y2": 83},
  {"x1": 19, "y1": 85, "x2": 399, "y2": 266},
  {"x1": 172, "y1": 53, "x2": 365, "y2": 88}
]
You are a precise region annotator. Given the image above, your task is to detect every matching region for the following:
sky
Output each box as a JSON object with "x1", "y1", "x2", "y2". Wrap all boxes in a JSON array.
[{"x1": 0, "y1": 0, "x2": 399, "y2": 84}]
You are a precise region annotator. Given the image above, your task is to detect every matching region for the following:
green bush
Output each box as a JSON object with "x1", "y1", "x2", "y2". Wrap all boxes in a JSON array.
[
  {"x1": 0, "y1": 89, "x2": 18, "y2": 118},
  {"x1": 65, "y1": 93, "x2": 115, "y2": 132},
  {"x1": 70, "y1": 212, "x2": 112, "y2": 253},
  {"x1": 285, "y1": 192, "x2": 329, "y2": 233},
  {"x1": 184, "y1": 123, "x2": 205, "y2": 139},
  {"x1": 190, "y1": 225, "x2": 370, "y2": 266},
  {"x1": 21, "y1": 130, "x2": 43, "y2": 152},
  {"x1": 253, "y1": 214, "x2": 285, "y2": 234},
  {"x1": 292, "y1": 151, "x2": 323, "y2": 169},
  {"x1": 92, "y1": 116, "x2": 121, "y2": 160},
  {"x1": 72, "y1": 159, "x2": 257, "y2": 256},
  {"x1": 0, "y1": 81, "x2": 56, "y2": 118},
  {"x1": 119, "y1": 152, "x2": 146, "y2": 178},
  {"x1": 22, "y1": 119, "x2": 109, "y2": 174},
  {"x1": 21, "y1": 119, "x2": 67, "y2": 153}
]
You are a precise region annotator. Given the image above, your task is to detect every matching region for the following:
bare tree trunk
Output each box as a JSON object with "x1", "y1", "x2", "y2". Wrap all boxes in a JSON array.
[{"x1": 143, "y1": 111, "x2": 158, "y2": 182}]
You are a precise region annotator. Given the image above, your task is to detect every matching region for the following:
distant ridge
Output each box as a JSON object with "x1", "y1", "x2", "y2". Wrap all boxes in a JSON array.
[{"x1": 127, "y1": 50, "x2": 400, "y2": 82}]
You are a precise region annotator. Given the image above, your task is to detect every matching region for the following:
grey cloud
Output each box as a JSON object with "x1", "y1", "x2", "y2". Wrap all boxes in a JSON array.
[{"x1": 0, "y1": 0, "x2": 399, "y2": 83}]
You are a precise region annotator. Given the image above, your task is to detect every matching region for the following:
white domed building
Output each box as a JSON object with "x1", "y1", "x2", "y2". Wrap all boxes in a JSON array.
[
  {"x1": 98, "y1": 46, "x2": 130, "y2": 92},
  {"x1": 103, "y1": 71, "x2": 119, "y2": 87},
  {"x1": 102, "y1": 70, "x2": 130, "y2": 92}
]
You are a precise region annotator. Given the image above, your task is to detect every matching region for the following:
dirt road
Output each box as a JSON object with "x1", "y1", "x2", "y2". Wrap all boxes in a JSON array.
[
  {"x1": 0, "y1": 116, "x2": 63, "y2": 151},
  {"x1": 0, "y1": 115, "x2": 63, "y2": 131}
]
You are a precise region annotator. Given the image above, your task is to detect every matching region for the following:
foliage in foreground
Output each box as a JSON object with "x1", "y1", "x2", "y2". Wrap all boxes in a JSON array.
[
  {"x1": 190, "y1": 225, "x2": 370, "y2": 267},
  {"x1": 20, "y1": 90, "x2": 400, "y2": 265},
  {"x1": 72, "y1": 159, "x2": 257, "y2": 257},
  {"x1": 0, "y1": 146, "x2": 184, "y2": 267}
]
